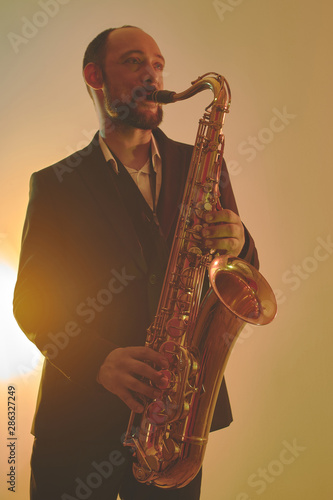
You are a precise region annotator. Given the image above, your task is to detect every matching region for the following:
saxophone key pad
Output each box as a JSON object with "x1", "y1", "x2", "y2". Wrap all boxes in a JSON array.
[
  {"x1": 166, "y1": 317, "x2": 187, "y2": 338},
  {"x1": 158, "y1": 369, "x2": 173, "y2": 389},
  {"x1": 204, "y1": 201, "x2": 213, "y2": 211},
  {"x1": 203, "y1": 182, "x2": 213, "y2": 193},
  {"x1": 162, "y1": 438, "x2": 180, "y2": 461},
  {"x1": 159, "y1": 341, "x2": 179, "y2": 364},
  {"x1": 180, "y1": 267, "x2": 195, "y2": 287},
  {"x1": 192, "y1": 225, "x2": 203, "y2": 241},
  {"x1": 146, "y1": 400, "x2": 168, "y2": 425}
]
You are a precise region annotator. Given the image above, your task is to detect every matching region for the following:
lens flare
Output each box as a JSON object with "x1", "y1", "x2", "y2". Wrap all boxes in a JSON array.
[{"x1": 0, "y1": 262, "x2": 42, "y2": 380}]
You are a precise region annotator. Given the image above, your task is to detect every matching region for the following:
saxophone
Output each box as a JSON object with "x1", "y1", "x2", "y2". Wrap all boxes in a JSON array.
[{"x1": 123, "y1": 73, "x2": 277, "y2": 488}]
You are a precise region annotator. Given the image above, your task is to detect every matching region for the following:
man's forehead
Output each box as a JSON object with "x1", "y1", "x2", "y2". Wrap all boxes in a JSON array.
[{"x1": 105, "y1": 27, "x2": 163, "y2": 59}]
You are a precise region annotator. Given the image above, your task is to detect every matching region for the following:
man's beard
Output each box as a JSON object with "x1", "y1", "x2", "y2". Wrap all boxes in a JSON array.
[{"x1": 104, "y1": 84, "x2": 163, "y2": 130}]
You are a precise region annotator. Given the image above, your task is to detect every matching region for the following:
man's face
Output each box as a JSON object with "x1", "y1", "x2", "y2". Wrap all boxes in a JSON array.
[{"x1": 101, "y1": 27, "x2": 164, "y2": 130}]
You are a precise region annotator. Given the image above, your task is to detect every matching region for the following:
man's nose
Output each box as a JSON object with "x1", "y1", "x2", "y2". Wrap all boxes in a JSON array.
[{"x1": 142, "y1": 63, "x2": 162, "y2": 89}]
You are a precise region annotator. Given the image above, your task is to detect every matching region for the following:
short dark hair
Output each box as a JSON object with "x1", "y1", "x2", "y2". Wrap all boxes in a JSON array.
[{"x1": 82, "y1": 25, "x2": 138, "y2": 97}]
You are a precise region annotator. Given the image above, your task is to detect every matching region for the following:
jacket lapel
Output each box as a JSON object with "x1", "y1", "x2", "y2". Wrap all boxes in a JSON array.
[
  {"x1": 75, "y1": 134, "x2": 148, "y2": 275},
  {"x1": 73, "y1": 129, "x2": 193, "y2": 273},
  {"x1": 154, "y1": 128, "x2": 193, "y2": 242}
]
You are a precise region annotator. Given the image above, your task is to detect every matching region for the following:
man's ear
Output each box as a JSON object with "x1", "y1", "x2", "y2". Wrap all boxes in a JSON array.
[{"x1": 83, "y1": 62, "x2": 104, "y2": 91}]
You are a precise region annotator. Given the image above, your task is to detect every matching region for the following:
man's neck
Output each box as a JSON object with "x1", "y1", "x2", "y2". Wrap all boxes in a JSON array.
[{"x1": 100, "y1": 122, "x2": 152, "y2": 171}]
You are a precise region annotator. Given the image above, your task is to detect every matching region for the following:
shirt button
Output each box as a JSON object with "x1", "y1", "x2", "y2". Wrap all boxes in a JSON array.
[{"x1": 149, "y1": 274, "x2": 158, "y2": 285}]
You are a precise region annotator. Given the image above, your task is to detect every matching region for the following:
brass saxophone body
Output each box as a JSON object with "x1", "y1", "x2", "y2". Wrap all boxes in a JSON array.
[{"x1": 123, "y1": 73, "x2": 277, "y2": 488}]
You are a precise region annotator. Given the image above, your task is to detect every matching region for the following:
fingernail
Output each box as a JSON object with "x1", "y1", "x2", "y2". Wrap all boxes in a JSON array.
[
  {"x1": 205, "y1": 214, "x2": 213, "y2": 222},
  {"x1": 202, "y1": 229, "x2": 209, "y2": 237}
]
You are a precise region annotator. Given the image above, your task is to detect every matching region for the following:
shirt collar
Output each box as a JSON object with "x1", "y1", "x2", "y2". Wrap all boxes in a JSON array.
[{"x1": 98, "y1": 133, "x2": 161, "y2": 174}]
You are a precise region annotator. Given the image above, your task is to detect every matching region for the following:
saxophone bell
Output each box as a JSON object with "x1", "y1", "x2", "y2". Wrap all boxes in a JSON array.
[{"x1": 209, "y1": 254, "x2": 277, "y2": 325}]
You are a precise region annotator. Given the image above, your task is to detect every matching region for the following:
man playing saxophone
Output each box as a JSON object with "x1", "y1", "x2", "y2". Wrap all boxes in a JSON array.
[{"x1": 14, "y1": 26, "x2": 259, "y2": 500}]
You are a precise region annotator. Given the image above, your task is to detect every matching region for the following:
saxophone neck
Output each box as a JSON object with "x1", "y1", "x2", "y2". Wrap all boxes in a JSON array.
[{"x1": 148, "y1": 72, "x2": 231, "y2": 111}]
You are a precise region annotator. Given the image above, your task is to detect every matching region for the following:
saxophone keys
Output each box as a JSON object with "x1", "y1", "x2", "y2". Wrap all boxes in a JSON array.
[
  {"x1": 194, "y1": 202, "x2": 205, "y2": 219},
  {"x1": 159, "y1": 341, "x2": 177, "y2": 364},
  {"x1": 189, "y1": 355, "x2": 199, "y2": 378},
  {"x1": 191, "y1": 225, "x2": 203, "y2": 241},
  {"x1": 188, "y1": 246, "x2": 202, "y2": 257},
  {"x1": 166, "y1": 317, "x2": 187, "y2": 338},
  {"x1": 146, "y1": 325, "x2": 155, "y2": 344},
  {"x1": 133, "y1": 462, "x2": 153, "y2": 482},
  {"x1": 162, "y1": 438, "x2": 180, "y2": 461},
  {"x1": 181, "y1": 400, "x2": 190, "y2": 418},
  {"x1": 146, "y1": 400, "x2": 168, "y2": 425},
  {"x1": 180, "y1": 267, "x2": 195, "y2": 287},
  {"x1": 145, "y1": 455, "x2": 161, "y2": 472},
  {"x1": 203, "y1": 182, "x2": 213, "y2": 193},
  {"x1": 158, "y1": 369, "x2": 172, "y2": 389},
  {"x1": 203, "y1": 139, "x2": 218, "y2": 152},
  {"x1": 175, "y1": 292, "x2": 192, "y2": 314}
]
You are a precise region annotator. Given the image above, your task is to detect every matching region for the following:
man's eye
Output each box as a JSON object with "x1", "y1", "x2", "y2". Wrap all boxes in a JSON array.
[
  {"x1": 125, "y1": 58, "x2": 141, "y2": 65},
  {"x1": 154, "y1": 62, "x2": 164, "y2": 71}
]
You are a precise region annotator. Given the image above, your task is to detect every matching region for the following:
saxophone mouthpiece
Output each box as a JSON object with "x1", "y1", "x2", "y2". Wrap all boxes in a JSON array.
[{"x1": 147, "y1": 90, "x2": 176, "y2": 104}]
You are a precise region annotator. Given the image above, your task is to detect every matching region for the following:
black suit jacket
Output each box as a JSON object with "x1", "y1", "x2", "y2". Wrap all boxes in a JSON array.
[{"x1": 13, "y1": 128, "x2": 259, "y2": 442}]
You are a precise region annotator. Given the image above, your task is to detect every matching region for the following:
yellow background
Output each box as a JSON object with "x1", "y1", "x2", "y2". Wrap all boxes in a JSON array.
[{"x1": 0, "y1": 0, "x2": 332, "y2": 498}]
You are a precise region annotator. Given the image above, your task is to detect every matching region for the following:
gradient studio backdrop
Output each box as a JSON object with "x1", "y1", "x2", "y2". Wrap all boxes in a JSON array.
[{"x1": 0, "y1": 1, "x2": 332, "y2": 499}]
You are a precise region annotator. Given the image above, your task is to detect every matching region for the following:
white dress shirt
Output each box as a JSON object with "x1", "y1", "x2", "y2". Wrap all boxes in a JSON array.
[{"x1": 99, "y1": 134, "x2": 162, "y2": 212}]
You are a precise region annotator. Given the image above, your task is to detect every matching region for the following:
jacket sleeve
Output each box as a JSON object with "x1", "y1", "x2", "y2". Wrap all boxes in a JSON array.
[
  {"x1": 13, "y1": 172, "x2": 117, "y2": 388},
  {"x1": 220, "y1": 159, "x2": 259, "y2": 269}
]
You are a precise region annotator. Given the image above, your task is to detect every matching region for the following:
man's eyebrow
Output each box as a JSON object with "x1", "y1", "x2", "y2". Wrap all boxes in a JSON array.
[{"x1": 120, "y1": 50, "x2": 165, "y2": 63}]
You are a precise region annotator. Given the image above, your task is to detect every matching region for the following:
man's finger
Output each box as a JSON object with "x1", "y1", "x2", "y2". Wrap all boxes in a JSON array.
[
  {"x1": 204, "y1": 237, "x2": 240, "y2": 254},
  {"x1": 202, "y1": 223, "x2": 237, "y2": 240},
  {"x1": 204, "y1": 209, "x2": 238, "y2": 224},
  {"x1": 127, "y1": 377, "x2": 162, "y2": 400},
  {"x1": 130, "y1": 346, "x2": 169, "y2": 369},
  {"x1": 122, "y1": 390, "x2": 145, "y2": 413},
  {"x1": 132, "y1": 361, "x2": 169, "y2": 388}
]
